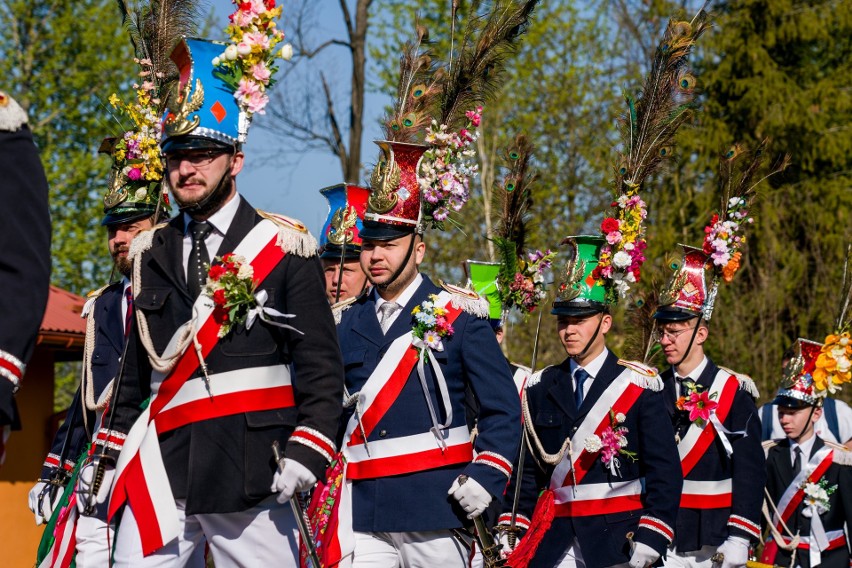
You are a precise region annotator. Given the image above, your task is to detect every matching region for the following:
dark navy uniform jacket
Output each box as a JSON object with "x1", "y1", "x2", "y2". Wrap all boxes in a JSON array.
[
  {"x1": 0, "y1": 122, "x2": 51, "y2": 429},
  {"x1": 336, "y1": 275, "x2": 521, "y2": 532},
  {"x1": 764, "y1": 437, "x2": 852, "y2": 568},
  {"x1": 662, "y1": 358, "x2": 765, "y2": 550},
  {"x1": 40, "y1": 282, "x2": 124, "y2": 478},
  {"x1": 108, "y1": 197, "x2": 344, "y2": 515},
  {"x1": 504, "y1": 352, "x2": 682, "y2": 568}
]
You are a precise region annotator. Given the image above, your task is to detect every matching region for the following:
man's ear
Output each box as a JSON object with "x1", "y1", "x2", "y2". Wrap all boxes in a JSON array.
[
  {"x1": 413, "y1": 236, "x2": 426, "y2": 265},
  {"x1": 600, "y1": 313, "x2": 613, "y2": 334},
  {"x1": 694, "y1": 322, "x2": 709, "y2": 346}
]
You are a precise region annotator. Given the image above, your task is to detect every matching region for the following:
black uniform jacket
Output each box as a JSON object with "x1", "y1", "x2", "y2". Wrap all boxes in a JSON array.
[
  {"x1": 764, "y1": 436, "x2": 852, "y2": 568},
  {"x1": 505, "y1": 352, "x2": 682, "y2": 568},
  {"x1": 662, "y1": 358, "x2": 765, "y2": 550},
  {"x1": 41, "y1": 282, "x2": 124, "y2": 478},
  {"x1": 108, "y1": 196, "x2": 344, "y2": 515}
]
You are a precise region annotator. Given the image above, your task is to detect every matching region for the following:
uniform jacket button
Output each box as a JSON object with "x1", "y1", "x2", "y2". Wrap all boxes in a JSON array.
[{"x1": 379, "y1": 430, "x2": 387, "y2": 438}]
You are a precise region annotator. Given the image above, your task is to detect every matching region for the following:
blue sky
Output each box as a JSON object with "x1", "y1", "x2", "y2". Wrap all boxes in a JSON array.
[{"x1": 210, "y1": 0, "x2": 385, "y2": 236}]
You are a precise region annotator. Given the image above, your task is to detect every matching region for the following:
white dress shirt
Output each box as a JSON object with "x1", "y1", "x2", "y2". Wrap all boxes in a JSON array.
[
  {"x1": 674, "y1": 355, "x2": 709, "y2": 398},
  {"x1": 374, "y1": 273, "x2": 423, "y2": 331},
  {"x1": 569, "y1": 347, "x2": 610, "y2": 402},
  {"x1": 790, "y1": 433, "x2": 817, "y2": 468},
  {"x1": 181, "y1": 193, "x2": 241, "y2": 278},
  {"x1": 120, "y1": 277, "x2": 131, "y2": 329}
]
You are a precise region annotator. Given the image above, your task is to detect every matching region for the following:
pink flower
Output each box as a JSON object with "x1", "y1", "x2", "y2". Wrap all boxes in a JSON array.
[
  {"x1": 127, "y1": 167, "x2": 142, "y2": 181},
  {"x1": 250, "y1": 62, "x2": 271, "y2": 83},
  {"x1": 432, "y1": 207, "x2": 449, "y2": 221},
  {"x1": 244, "y1": 31, "x2": 271, "y2": 50},
  {"x1": 465, "y1": 107, "x2": 483, "y2": 127},
  {"x1": 606, "y1": 231, "x2": 622, "y2": 245},
  {"x1": 236, "y1": 78, "x2": 268, "y2": 114},
  {"x1": 682, "y1": 391, "x2": 718, "y2": 423}
]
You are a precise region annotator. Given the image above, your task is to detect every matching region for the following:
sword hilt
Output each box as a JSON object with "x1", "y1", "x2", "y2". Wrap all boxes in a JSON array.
[
  {"x1": 83, "y1": 452, "x2": 114, "y2": 516},
  {"x1": 458, "y1": 475, "x2": 507, "y2": 567}
]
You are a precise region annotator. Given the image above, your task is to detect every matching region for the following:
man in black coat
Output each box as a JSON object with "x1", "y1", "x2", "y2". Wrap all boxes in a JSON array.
[
  {"x1": 762, "y1": 338, "x2": 852, "y2": 568},
  {"x1": 653, "y1": 246, "x2": 765, "y2": 568},
  {"x1": 0, "y1": 91, "x2": 51, "y2": 464},
  {"x1": 89, "y1": 38, "x2": 344, "y2": 567}
]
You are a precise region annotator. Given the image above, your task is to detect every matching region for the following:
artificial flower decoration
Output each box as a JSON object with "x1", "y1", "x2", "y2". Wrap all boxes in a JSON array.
[
  {"x1": 676, "y1": 386, "x2": 719, "y2": 427},
  {"x1": 502, "y1": 249, "x2": 556, "y2": 313},
  {"x1": 593, "y1": 189, "x2": 649, "y2": 301},
  {"x1": 800, "y1": 477, "x2": 837, "y2": 516},
  {"x1": 584, "y1": 410, "x2": 636, "y2": 477},
  {"x1": 213, "y1": 0, "x2": 292, "y2": 116},
  {"x1": 204, "y1": 253, "x2": 258, "y2": 337},
  {"x1": 813, "y1": 332, "x2": 852, "y2": 396},
  {"x1": 411, "y1": 294, "x2": 455, "y2": 351},
  {"x1": 703, "y1": 196, "x2": 753, "y2": 283},
  {"x1": 419, "y1": 107, "x2": 483, "y2": 228}
]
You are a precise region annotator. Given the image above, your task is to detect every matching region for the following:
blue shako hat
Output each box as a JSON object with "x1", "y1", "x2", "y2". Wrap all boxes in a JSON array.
[{"x1": 161, "y1": 38, "x2": 245, "y2": 152}]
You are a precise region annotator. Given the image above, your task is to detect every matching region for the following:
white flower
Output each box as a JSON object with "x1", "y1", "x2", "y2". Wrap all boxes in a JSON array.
[
  {"x1": 237, "y1": 262, "x2": 254, "y2": 280},
  {"x1": 837, "y1": 356, "x2": 851, "y2": 373},
  {"x1": 134, "y1": 188, "x2": 148, "y2": 200},
  {"x1": 584, "y1": 435, "x2": 602, "y2": 453},
  {"x1": 212, "y1": 56, "x2": 221, "y2": 66},
  {"x1": 612, "y1": 251, "x2": 632, "y2": 269},
  {"x1": 623, "y1": 242, "x2": 634, "y2": 251},
  {"x1": 841, "y1": 336, "x2": 850, "y2": 346},
  {"x1": 615, "y1": 412, "x2": 626, "y2": 423},
  {"x1": 237, "y1": 42, "x2": 252, "y2": 56},
  {"x1": 728, "y1": 196, "x2": 741, "y2": 208},
  {"x1": 224, "y1": 45, "x2": 238, "y2": 60},
  {"x1": 618, "y1": 435, "x2": 628, "y2": 447},
  {"x1": 279, "y1": 43, "x2": 294, "y2": 61}
]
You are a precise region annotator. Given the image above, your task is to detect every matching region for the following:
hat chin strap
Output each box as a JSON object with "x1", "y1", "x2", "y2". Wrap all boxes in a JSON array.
[
  {"x1": 176, "y1": 155, "x2": 234, "y2": 217},
  {"x1": 673, "y1": 315, "x2": 704, "y2": 367},
  {"x1": 795, "y1": 405, "x2": 818, "y2": 440},
  {"x1": 375, "y1": 233, "x2": 417, "y2": 290},
  {"x1": 570, "y1": 313, "x2": 605, "y2": 362}
]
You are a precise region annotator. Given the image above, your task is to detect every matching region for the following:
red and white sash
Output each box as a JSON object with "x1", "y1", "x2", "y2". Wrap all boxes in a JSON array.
[
  {"x1": 329, "y1": 292, "x2": 470, "y2": 568},
  {"x1": 107, "y1": 219, "x2": 294, "y2": 556},
  {"x1": 677, "y1": 371, "x2": 739, "y2": 507},
  {"x1": 548, "y1": 368, "x2": 646, "y2": 516}
]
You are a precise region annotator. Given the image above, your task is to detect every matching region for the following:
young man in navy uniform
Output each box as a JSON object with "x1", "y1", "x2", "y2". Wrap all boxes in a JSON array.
[
  {"x1": 0, "y1": 91, "x2": 51, "y2": 465},
  {"x1": 499, "y1": 236, "x2": 682, "y2": 568},
  {"x1": 91, "y1": 37, "x2": 344, "y2": 567},
  {"x1": 653, "y1": 246, "x2": 765, "y2": 568},
  {"x1": 334, "y1": 140, "x2": 521, "y2": 566}
]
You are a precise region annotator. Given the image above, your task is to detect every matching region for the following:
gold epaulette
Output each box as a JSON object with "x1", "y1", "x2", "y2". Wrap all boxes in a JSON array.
[
  {"x1": 825, "y1": 440, "x2": 852, "y2": 466},
  {"x1": 258, "y1": 210, "x2": 318, "y2": 258},
  {"x1": 618, "y1": 359, "x2": 663, "y2": 392},
  {"x1": 762, "y1": 439, "x2": 778, "y2": 457},
  {"x1": 439, "y1": 281, "x2": 490, "y2": 318},
  {"x1": 82, "y1": 282, "x2": 118, "y2": 317},
  {"x1": 719, "y1": 365, "x2": 760, "y2": 398}
]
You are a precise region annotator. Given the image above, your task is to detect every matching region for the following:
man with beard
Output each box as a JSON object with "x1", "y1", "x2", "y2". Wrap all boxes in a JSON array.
[
  {"x1": 332, "y1": 139, "x2": 521, "y2": 567},
  {"x1": 653, "y1": 246, "x2": 764, "y2": 568},
  {"x1": 92, "y1": 38, "x2": 343, "y2": 566},
  {"x1": 0, "y1": 91, "x2": 51, "y2": 466},
  {"x1": 30, "y1": 131, "x2": 171, "y2": 565}
]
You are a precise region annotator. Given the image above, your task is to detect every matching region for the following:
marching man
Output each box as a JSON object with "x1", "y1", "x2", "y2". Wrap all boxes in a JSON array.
[{"x1": 91, "y1": 15, "x2": 344, "y2": 567}]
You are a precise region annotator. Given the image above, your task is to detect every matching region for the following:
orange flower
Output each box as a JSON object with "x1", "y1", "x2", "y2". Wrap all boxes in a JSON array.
[{"x1": 722, "y1": 252, "x2": 742, "y2": 283}]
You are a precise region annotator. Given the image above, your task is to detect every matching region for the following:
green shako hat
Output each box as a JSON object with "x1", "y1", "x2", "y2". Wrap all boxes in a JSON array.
[
  {"x1": 466, "y1": 260, "x2": 503, "y2": 326},
  {"x1": 552, "y1": 235, "x2": 610, "y2": 317}
]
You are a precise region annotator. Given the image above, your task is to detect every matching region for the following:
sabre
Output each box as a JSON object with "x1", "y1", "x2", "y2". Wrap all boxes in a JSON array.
[
  {"x1": 272, "y1": 440, "x2": 322, "y2": 568},
  {"x1": 507, "y1": 307, "x2": 545, "y2": 548},
  {"x1": 458, "y1": 475, "x2": 507, "y2": 567},
  {"x1": 38, "y1": 390, "x2": 83, "y2": 517}
]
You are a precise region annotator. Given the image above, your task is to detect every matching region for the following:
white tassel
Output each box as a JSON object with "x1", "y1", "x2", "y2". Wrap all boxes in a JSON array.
[
  {"x1": 524, "y1": 368, "x2": 548, "y2": 389},
  {"x1": 0, "y1": 92, "x2": 28, "y2": 131},
  {"x1": 440, "y1": 282, "x2": 490, "y2": 318},
  {"x1": 128, "y1": 223, "x2": 166, "y2": 261},
  {"x1": 825, "y1": 441, "x2": 852, "y2": 466},
  {"x1": 618, "y1": 359, "x2": 663, "y2": 391},
  {"x1": 719, "y1": 365, "x2": 760, "y2": 398},
  {"x1": 258, "y1": 211, "x2": 319, "y2": 258}
]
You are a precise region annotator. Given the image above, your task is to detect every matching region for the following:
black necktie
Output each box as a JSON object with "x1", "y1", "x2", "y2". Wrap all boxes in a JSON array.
[
  {"x1": 187, "y1": 221, "x2": 213, "y2": 298},
  {"x1": 574, "y1": 368, "x2": 590, "y2": 408},
  {"x1": 793, "y1": 446, "x2": 802, "y2": 476}
]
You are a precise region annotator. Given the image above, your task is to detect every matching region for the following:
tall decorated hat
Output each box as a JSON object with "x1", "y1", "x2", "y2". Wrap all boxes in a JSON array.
[
  {"x1": 466, "y1": 260, "x2": 503, "y2": 328},
  {"x1": 161, "y1": 2, "x2": 292, "y2": 151},
  {"x1": 654, "y1": 245, "x2": 715, "y2": 321},
  {"x1": 774, "y1": 338, "x2": 824, "y2": 408},
  {"x1": 552, "y1": 236, "x2": 609, "y2": 317},
  {"x1": 319, "y1": 184, "x2": 370, "y2": 260},
  {"x1": 654, "y1": 141, "x2": 789, "y2": 322},
  {"x1": 361, "y1": 5, "x2": 538, "y2": 241}
]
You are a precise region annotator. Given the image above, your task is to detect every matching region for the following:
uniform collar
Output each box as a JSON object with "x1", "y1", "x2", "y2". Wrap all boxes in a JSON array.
[
  {"x1": 182, "y1": 192, "x2": 241, "y2": 237},
  {"x1": 675, "y1": 355, "x2": 709, "y2": 382},
  {"x1": 569, "y1": 347, "x2": 609, "y2": 379},
  {"x1": 374, "y1": 273, "x2": 423, "y2": 314}
]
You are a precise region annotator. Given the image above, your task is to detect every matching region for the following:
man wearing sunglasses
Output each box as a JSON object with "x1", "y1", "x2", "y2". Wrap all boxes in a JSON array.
[{"x1": 653, "y1": 246, "x2": 764, "y2": 568}]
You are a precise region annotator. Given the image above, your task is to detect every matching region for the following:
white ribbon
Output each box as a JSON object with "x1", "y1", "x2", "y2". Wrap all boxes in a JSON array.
[
  {"x1": 607, "y1": 455, "x2": 622, "y2": 478},
  {"x1": 803, "y1": 503, "x2": 830, "y2": 567},
  {"x1": 708, "y1": 412, "x2": 748, "y2": 457},
  {"x1": 246, "y1": 290, "x2": 304, "y2": 335},
  {"x1": 411, "y1": 337, "x2": 454, "y2": 451}
]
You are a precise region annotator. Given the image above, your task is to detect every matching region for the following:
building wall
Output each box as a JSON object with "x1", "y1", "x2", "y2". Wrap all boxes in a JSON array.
[{"x1": 0, "y1": 347, "x2": 57, "y2": 566}]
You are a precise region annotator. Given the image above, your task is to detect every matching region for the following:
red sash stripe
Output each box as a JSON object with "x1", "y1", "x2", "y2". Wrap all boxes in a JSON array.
[
  {"x1": 681, "y1": 375, "x2": 739, "y2": 476},
  {"x1": 126, "y1": 453, "x2": 165, "y2": 555},
  {"x1": 775, "y1": 452, "x2": 834, "y2": 532},
  {"x1": 555, "y1": 494, "x2": 643, "y2": 517},
  {"x1": 346, "y1": 442, "x2": 473, "y2": 480},
  {"x1": 681, "y1": 493, "x2": 732, "y2": 508}
]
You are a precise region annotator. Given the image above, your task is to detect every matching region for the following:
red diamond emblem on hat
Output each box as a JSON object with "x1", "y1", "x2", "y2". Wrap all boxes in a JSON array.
[{"x1": 210, "y1": 101, "x2": 227, "y2": 123}]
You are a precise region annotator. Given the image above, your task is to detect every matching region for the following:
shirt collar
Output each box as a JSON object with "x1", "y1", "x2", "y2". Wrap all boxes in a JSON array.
[
  {"x1": 182, "y1": 192, "x2": 241, "y2": 237},
  {"x1": 792, "y1": 434, "x2": 818, "y2": 460},
  {"x1": 676, "y1": 355, "x2": 709, "y2": 382},
  {"x1": 121, "y1": 277, "x2": 131, "y2": 294},
  {"x1": 569, "y1": 347, "x2": 609, "y2": 380},
  {"x1": 375, "y1": 273, "x2": 423, "y2": 313}
]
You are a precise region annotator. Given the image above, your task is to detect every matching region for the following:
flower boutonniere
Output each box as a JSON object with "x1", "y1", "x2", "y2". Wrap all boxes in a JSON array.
[
  {"x1": 676, "y1": 382, "x2": 719, "y2": 427},
  {"x1": 584, "y1": 410, "x2": 637, "y2": 477},
  {"x1": 205, "y1": 253, "x2": 257, "y2": 337},
  {"x1": 801, "y1": 477, "x2": 837, "y2": 516},
  {"x1": 411, "y1": 294, "x2": 454, "y2": 351}
]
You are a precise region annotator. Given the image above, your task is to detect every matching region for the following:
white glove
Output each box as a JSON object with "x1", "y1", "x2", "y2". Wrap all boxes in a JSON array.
[
  {"x1": 628, "y1": 542, "x2": 660, "y2": 568},
  {"x1": 498, "y1": 530, "x2": 520, "y2": 559},
  {"x1": 447, "y1": 475, "x2": 492, "y2": 519},
  {"x1": 714, "y1": 536, "x2": 750, "y2": 568},
  {"x1": 28, "y1": 481, "x2": 61, "y2": 525},
  {"x1": 76, "y1": 463, "x2": 115, "y2": 515},
  {"x1": 271, "y1": 458, "x2": 317, "y2": 504}
]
